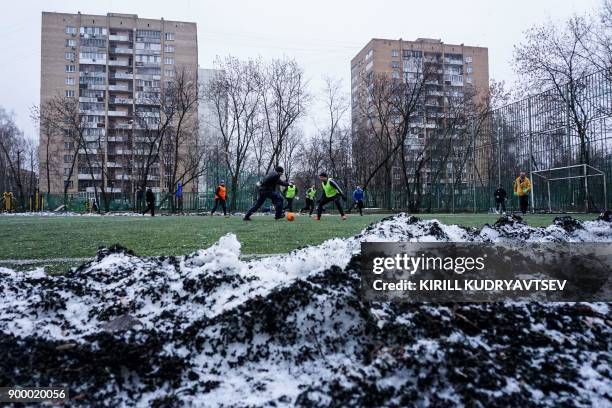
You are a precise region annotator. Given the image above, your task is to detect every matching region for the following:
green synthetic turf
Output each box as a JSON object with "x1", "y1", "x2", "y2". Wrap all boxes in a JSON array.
[{"x1": 0, "y1": 213, "x2": 598, "y2": 263}]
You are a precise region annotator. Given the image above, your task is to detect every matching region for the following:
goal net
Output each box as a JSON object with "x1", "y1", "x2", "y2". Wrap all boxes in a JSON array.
[{"x1": 531, "y1": 165, "x2": 608, "y2": 213}]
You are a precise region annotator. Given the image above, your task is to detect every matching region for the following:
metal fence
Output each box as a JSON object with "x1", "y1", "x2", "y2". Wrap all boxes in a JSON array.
[{"x1": 363, "y1": 69, "x2": 612, "y2": 213}]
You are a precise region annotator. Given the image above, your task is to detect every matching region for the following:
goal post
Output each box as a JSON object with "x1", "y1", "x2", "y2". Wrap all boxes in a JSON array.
[{"x1": 532, "y1": 164, "x2": 607, "y2": 213}]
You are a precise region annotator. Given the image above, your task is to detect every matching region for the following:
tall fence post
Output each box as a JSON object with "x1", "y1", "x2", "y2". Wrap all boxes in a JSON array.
[
  {"x1": 472, "y1": 121, "x2": 477, "y2": 213},
  {"x1": 527, "y1": 97, "x2": 535, "y2": 213}
]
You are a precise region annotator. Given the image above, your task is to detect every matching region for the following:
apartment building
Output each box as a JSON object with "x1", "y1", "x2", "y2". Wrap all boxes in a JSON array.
[
  {"x1": 350, "y1": 38, "x2": 489, "y2": 204},
  {"x1": 39, "y1": 12, "x2": 198, "y2": 195}
]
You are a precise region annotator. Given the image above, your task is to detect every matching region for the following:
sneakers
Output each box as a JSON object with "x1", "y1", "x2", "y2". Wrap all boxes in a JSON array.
[
  {"x1": 313, "y1": 216, "x2": 321, "y2": 221},
  {"x1": 341, "y1": 215, "x2": 347, "y2": 220}
]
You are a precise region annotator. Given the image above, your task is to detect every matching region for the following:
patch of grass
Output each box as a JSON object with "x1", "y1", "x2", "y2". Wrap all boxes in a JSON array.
[{"x1": 0, "y1": 212, "x2": 598, "y2": 261}]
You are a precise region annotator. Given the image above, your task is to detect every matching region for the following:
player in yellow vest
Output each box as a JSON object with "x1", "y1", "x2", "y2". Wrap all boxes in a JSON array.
[
  {"x1": 300, "y1": 185, "x2": 317, "y2": 216},
  {"x1": 283, "y1": 183, "x2": 298, "y2": 212},
  {"x1": 315, "y1": 172, "x2": 347, "y2": 221},
  {"x1": 513, "y1": 171, "x2": 532, "y2": 215}
]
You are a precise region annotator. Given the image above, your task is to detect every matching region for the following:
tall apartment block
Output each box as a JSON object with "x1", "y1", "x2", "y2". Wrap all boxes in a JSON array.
[
  {"x1": 350, "y1": 38, "x2": 489, "y2": 199},
  {"x1": 39, "y1": 12, "x2": 198, "y2": 195}
]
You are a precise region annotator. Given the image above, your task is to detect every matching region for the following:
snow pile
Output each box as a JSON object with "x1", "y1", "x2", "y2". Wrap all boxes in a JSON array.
[{"x1": 0, "y1": 214, "x2": 610, "y2": 406}]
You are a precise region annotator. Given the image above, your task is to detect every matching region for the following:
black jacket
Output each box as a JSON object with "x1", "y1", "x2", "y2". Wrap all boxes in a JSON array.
[
  {"x1": 145, "y1": 189, "x2": 155, "y2": 204},
  {"x1": 259, "y1": 171, "x2": 289, "y2": 192},
  {"x1": 494, "y1": 188, "x2": 507, "y2": 201}
]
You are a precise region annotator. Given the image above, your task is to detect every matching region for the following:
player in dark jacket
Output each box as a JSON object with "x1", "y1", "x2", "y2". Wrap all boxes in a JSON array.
[
  {"x1": 243, "y1": 166, "x2": 290, "y2": 221},
  {"x1": 494, "y1": 185, "x2": 507, "y2": 214},
  {"x1": 143, "y1": 188, "x2": 156, "y2": 217}
]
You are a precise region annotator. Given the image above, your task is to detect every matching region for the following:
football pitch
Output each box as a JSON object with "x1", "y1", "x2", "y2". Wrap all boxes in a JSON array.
[{"x1": 0, "y1": 212, "x2": 598, "y2": 272}]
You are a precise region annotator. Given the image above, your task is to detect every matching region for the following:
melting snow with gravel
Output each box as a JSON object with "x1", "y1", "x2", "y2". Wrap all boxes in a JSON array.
[{"x1": 0, "y1": 214, "x2": 610, "y2": 407}]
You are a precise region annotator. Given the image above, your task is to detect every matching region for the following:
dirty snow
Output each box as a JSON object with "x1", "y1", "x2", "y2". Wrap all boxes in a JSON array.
[{"x1": 0, "y1": 213, "x2": 610, "y2": 407}]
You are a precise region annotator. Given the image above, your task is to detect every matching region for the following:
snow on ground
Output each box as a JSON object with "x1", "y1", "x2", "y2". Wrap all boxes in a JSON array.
[{"x1": 0, "y1": 213, "x2": 610, "y2": 407}]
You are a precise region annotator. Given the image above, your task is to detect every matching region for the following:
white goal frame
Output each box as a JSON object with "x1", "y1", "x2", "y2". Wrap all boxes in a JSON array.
[{"x1": 532, "y1": 164, "x2": 607, "y2": 213}]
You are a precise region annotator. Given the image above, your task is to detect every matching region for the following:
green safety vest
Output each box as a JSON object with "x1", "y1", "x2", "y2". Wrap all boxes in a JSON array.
[
  {"x1": 306, "y1": 188, "x2": 316, "y2": 200},
  {"x1": 285, "y1": 185, "x2": 296, "y2": 198},
  {"x1": 321, "y1": 179, "x2": 338, "y2": 198}
]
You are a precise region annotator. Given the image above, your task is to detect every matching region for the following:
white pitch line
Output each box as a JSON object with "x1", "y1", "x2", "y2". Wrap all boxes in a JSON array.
[{"x1": 0, "y1": 253, "x2": 286, "y2": 266}]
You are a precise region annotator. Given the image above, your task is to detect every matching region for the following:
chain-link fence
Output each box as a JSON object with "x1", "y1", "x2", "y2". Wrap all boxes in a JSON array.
[{"x1": 362, "y1": 69, "x2": 611, "y2": 213}]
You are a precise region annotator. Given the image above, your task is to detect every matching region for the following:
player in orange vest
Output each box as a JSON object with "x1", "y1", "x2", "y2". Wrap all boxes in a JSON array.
[{"x1": 211, "y1": 180, "x2": 228, "y2": 217}]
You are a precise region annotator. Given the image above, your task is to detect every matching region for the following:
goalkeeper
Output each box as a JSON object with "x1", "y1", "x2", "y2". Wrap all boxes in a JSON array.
[{"x1": 513, "y1": 171, "x2": 532, "y2": 215}]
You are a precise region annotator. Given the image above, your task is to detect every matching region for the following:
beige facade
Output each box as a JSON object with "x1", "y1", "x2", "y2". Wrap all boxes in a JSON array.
[
  {"x1": 350, "y1": 38, "x2": 489, "y2": 197},
  {"x1": 39, "y1": 12, "x2": 198, "y2": 195}
]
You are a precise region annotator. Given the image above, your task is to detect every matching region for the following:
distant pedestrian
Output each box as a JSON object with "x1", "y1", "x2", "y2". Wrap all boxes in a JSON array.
[
  {"x1": 283, "y1": 182, "x2": 298, "y2": 212},
  {"x1": 136, "y1": 188, "x2": 144, "y2": 213},
  {"x1": 300, "y1": 185, "x2": 317, "y2": 216},
  {"x1": 176, "y1": 181, "x2": 184, "y2": 214},
  {"x1": 211, "y1": 180, "x2": 228, "y2": 217},
  {"x1": 351, "y1": 185, "x2": 365, "y2": 216},
  {"x1": 315, "y1": 172, "x2": 347, "y2": 221},
  {"x1": 494, "y1": 185, "x2": 507, "y2": 214},
  {"x1": 513, "y1": 171, "x2": 531, "y2": 215},
  {"x1": 143, "y1": 188, "x2": 155, "y2": 216},
  {"x1": 243, "y1": 166, "x2": 289, "y2": 221}
]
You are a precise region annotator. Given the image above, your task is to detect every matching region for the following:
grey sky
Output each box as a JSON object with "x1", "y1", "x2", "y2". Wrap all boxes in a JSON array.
[{"x1": 0, "y1": 0, "x2": 601, "y2": 141}]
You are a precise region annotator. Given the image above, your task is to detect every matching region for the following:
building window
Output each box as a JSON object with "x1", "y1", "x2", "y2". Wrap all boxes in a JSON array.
[
  {"x1": 466, "y1": 66, "x2": 473, "y2": 74},
  {"x1": 64, "y1": 142, "x2": 75, "y2": 149},
  {"x1": 65, "y1": 39, "x2": 77, "y2": 47},
  {"x1": 164, "y1": 57, "x2": 175, "y2": 65},
  {"x1": 466, "y1": 76, "x2": 473, "y2": 84},
  {"x1": 164, "y1": 44, "x2": 175, "y2": 53},
  {"x1": 465, "y1": 56, "x2": 473, "y2": 63},
  {"x1": 65, "y1": 52, "x2": 75, "y2": 60},
  {"x1": 391, "y1": 61, "x2": 400, "y2": 68},
  {"x1": 65, "y1": 65, "x2": 76, "y2": 72},
  {"x1": 65, "y1": 26, "x2": 77, "y2": 35},
  {"x1": 65, "y1": 77, "x2": 75, "y2": 85},
  {"x1": 65, "y1": 90, "x2": 75, "y2": 97},
  {"x1": 164, "y1": 68, "x2": 175, "y2": 77},
  {"x1": 164, "y1": 32, "x2": 175, "y2": 41},
  {"x1": 392, "y1": 49, "x2": 399, "y2": 58},
  {"x1": 63, "y1": 155, "x2": 73, "y2": 163},
  {"x1": 392, "y1": 71, "x2": 400, "y2": 79}
]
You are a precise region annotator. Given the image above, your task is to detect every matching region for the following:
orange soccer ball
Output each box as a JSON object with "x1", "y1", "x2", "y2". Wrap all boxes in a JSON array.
[{"x1": 286, "y1": 212, "x2": 295, "y2": 221}]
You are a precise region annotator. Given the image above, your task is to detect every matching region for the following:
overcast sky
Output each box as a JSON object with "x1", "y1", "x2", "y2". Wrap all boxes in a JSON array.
[{"x1": 0, "y1": 0, "x2": 601, "y2": 141}]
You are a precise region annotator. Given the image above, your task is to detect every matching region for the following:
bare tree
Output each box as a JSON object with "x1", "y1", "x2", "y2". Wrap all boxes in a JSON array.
[
  {"x1": 261, "y1": 57, "x2": 308, "y2": 173},
  {"x1": 513, "y1": 15, "x2": 599, "y2": 166},
  {"x1": 208, "y1": 56, "x2": 262, "y2": 211},
  {"x1": 354, "y1": 59, "x2": 432, "y2": 210},
  {"x1": 320, "y1": 76, "x2": 350, "y2": 177},
  {"x1": 38, "y1": 95, "x2": 108, "y2": 211},
  {"x1": 160, "y1": 67, "x2": 200, "y2": 212}
]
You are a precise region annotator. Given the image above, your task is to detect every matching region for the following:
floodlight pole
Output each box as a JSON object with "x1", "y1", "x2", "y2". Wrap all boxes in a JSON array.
[
  {"x1": 527, "y1": 97, "x2": 535, "y2": 213},
  {"x1": 583, "y1": 164, "x2": 589, "y2": 212},
  {"x1": 547, "y1": 180, "x2": 552, "y2": 213}
]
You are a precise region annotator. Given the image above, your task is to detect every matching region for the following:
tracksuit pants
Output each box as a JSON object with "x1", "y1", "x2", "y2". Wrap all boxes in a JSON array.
[
  {"x1": 211, "y1": 198, "x2": 227, "y2": 215},
  {"x1": 245, "y1": 190, "x2": 284, "y2": 219},
  {"x1": 317, "y1": 195, "x2": 344, "y2": 217}
]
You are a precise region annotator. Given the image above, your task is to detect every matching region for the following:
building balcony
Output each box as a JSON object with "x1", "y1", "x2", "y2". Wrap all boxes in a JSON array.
[
  {"x1": 110, "y1": 123, "x2": 133, "y2": 130},
  {"x1": 110, "y1": 47, "x2": 133, "y2": 55},
  {"x1": 78, "y1": 173, "x2": 102, "y2": 181},
  {"x1": 444, "y1": 59, "x2": 464, "y2": 65},
  {"x1": 87, "y1": 84, "x2": 107, "y2": 91},
  {"x1": 108, "y1": 110, "x2": 130, "y2": 117},
  {"x1": 108, "y1": 60, "x2": 130, "y2": 67},
  {"x1": 108, "y1": 84, "x2": 132, "y2": 92},
  {"x1": 79, "y1": 110, "x2": 106, "y2": 115},
  {"x1": 109, "y1": 97, "x2": 133, "y2": 105},
  {"x1": 109, "y1": 35, "x2": 131, "y2": 42},
  {"x1": 107, "y1": 162, "x2": 124, "y2": 168},
  {"x1": 79, "y1": 58, "x2": 106, "y2": 65},
  {"x1": 110, "y1": 73, "x2": 133, "y2": 80},
  {"x1": 135, "y1": 74, "x2": 161, "y2": 80}
]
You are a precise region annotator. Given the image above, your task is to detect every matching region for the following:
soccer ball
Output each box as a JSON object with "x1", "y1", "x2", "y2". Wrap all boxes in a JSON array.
[{"x1": 286, "y1": 212, "x2": 295, "y2": 221}]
